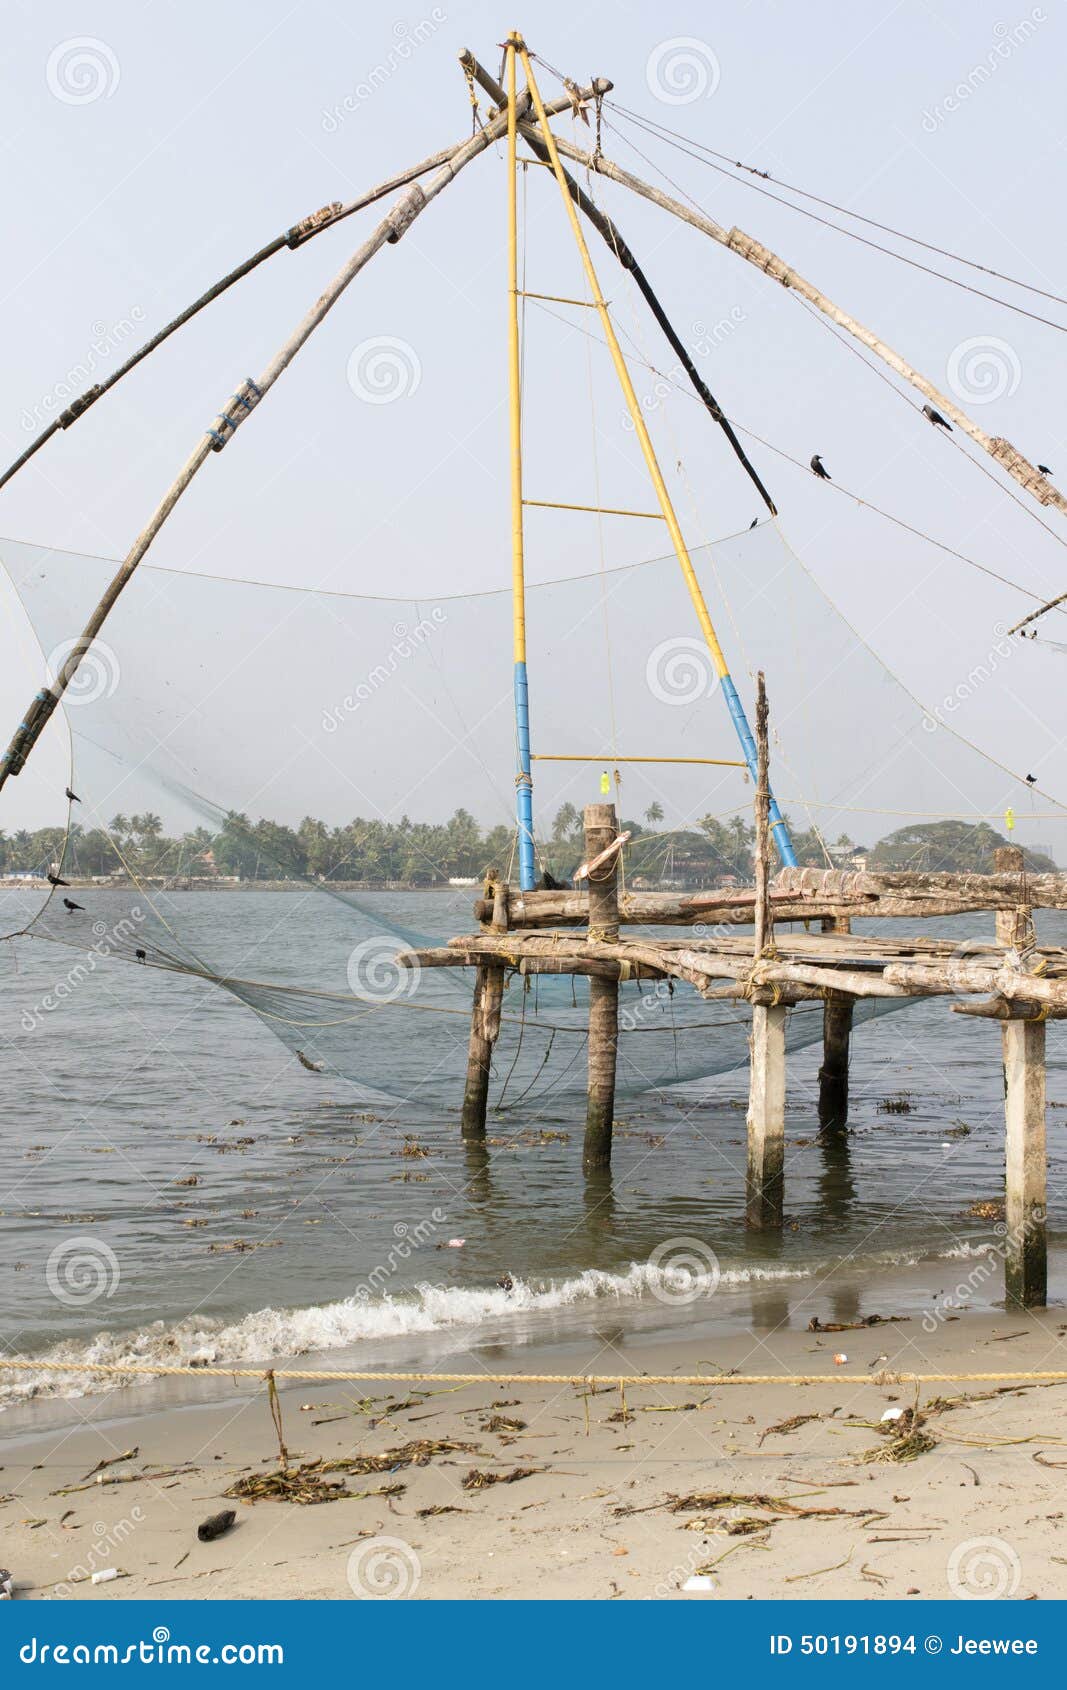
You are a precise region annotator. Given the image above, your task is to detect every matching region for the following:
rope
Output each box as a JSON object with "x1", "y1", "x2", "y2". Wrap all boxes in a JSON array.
[
  {"x1": 605, "y1": 102, "x2": 1067, "y2": 310},
  {"x1": 1, "y1": 1357, "x2": 1066, "y2": 1387},
  {"x1": 603, "y1": 106, "x2": 1067, "y2": 335}
]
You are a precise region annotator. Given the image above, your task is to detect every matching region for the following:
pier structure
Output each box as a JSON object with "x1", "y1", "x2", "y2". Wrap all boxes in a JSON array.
[{"x1": 403, "y1": 691, "x2": 1056, "y2": 1308}]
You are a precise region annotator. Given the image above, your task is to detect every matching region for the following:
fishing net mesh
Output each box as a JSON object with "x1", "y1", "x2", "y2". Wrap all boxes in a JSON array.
[{"x1": 0, "y1": 519, "x2": 1060, "y2": 1111}]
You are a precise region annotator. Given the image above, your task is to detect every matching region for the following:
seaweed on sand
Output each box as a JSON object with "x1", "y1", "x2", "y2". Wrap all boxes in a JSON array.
[{"x1": 461, "y1": 1467, "x2": 540, "y2": 1490}]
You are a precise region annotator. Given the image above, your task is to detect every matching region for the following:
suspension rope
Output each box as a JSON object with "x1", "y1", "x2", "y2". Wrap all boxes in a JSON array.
[
  {"x1": 603, "y1": 105, "x2": 1067, "y2": 335},
  {"x1": 605, "y1": 101, "x2": 1067, "y2": 310}
]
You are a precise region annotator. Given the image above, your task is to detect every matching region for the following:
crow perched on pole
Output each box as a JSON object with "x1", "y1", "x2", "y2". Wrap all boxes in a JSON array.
[
  {"x1": 46, "y1": 871, "x2": 70, "y2": 887},
  {"x1": 64, "y1": 786, "x2": 81, "y2": 803},
  {"x1": 810, "y1": 454, "x2": 831, "y2": 480}
]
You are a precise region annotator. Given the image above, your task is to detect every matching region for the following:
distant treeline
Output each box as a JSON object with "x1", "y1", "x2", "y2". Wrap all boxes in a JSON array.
[{"x1": 0, "y1": 809, "x2": 1054, "y2": 885}]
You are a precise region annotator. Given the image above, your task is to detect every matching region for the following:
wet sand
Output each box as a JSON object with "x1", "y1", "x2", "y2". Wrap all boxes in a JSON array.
[{"x1": 3, "y1": 1303, "x2": 1067, "y2": 1602}]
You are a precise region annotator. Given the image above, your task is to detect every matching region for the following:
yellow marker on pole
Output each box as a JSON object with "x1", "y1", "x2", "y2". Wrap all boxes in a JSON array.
[{"x1": 1005, "y1": 808, "x2": 1016, "y2": 832}]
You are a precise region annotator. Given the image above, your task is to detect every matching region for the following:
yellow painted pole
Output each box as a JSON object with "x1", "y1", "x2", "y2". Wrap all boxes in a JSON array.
[
  {"x1": 520, "y1": 48, "x2": 728, "y2": 678},
  {"x1": 507, "y1": 36, "x2": 526, "y2": 666},
  {"x1": 508, "y1": 35, "x2": 536, "y2": 890},
  {"x1": 520, "y1": 49, "x2": 797, "y2": 867}
]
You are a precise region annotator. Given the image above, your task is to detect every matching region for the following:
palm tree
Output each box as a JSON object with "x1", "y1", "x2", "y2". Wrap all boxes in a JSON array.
[
  {"x1": 644, "y1": 801, "x2": 664, "y2": 828},
  {"x1": 552, "y1": 802, "x2": 579, "y2": 841}
]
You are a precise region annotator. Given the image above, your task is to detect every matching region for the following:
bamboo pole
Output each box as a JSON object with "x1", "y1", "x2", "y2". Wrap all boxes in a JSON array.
[
  {"x1": 753, "y1": 672, "x2": 771, "y2": 957},
  {"x1": 523, "y1": 129, "x2": 1067, "y2": 518},
  {"x1": 505, "y1": 35, "x2": 536, "y2": 893},
  {"x1": 0, "y1": 146, "x2": 473, "y2": 497},
  {"x1": 474, "y1": 888, "x2": 1050, "y2": 926},
  {"x1": 582, "y1": 802, "x2": 620, "y2": 1170},
  {"x1": 0, "y1": 76, "x2": 607, "y2": 794},
  {"x1": 774, "y1": 866, "x2": 1067, "y2": 906},
  {"x1": 519, "y1": 46, "x2": 796, "y2": 869}
]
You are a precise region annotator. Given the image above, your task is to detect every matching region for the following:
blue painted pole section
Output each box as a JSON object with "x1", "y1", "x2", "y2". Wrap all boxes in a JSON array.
[
  {"x1": 514, "y1": 660, "x2": 536, "y2": 891},
  {"x1": 719, "y1": 674, "x2": 797, "y2": 868}
]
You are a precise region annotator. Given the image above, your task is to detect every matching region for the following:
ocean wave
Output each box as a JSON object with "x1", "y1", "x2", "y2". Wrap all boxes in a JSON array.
[
  {"x1": 0, "y1": 1240, "x2": 1000, "y2": 1408},
  {"x1": 0, "y1": 1258, "x2": 816, "y2": 1406}
]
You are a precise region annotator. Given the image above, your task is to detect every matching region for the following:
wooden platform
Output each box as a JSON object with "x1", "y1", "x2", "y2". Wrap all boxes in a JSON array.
[{"x1": 400, "y1": 810, "x2": 1057, "y2": 1309}]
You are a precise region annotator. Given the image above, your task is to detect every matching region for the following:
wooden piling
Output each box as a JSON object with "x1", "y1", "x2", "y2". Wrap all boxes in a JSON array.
[
  {"x1": 1002, "y1": 1017, "x2": 1047, "y2": 1307},
  {"x1": 818, "y1": 916, "x2": 853, "y2": 1132},
  {"x1": 746, "y1": 676, "x2": 785, "y2": 1227},
  {"x1": 994, "y1": 845, "x2": 1046, "y2": 1305},
  {"x1": 461, "y1": 964, "x2": 504, "y2": 1139},
  {"x1": 747, "y1": 1002, "x2": 787, "y2": 1228},
  {"x1": 583, "y1": 802, "x2": 620, "y2": 1171}
]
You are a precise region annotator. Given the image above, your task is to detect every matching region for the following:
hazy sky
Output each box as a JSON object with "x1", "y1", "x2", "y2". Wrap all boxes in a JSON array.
[{"x1": 2, "y1": 0, "x2": 1066, "y2": 850}]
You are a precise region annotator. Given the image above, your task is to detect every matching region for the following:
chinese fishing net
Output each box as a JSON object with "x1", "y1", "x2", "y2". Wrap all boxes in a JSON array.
[{"x1": 3, "y1": 514, "x2": 1061, "y2": 1118}]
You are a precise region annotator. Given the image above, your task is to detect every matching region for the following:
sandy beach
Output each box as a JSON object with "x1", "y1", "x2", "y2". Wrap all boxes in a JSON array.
[{"x1": 3, "y1": 1298, "x2": 1067, "y2": 1603}]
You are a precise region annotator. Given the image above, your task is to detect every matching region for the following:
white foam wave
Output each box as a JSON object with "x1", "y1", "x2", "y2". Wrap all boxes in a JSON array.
[
  {"x1": 1, "y1": 1240, "x2": 1001, "y2": 1408},
  {"x1": 1, "y1": 1259, "x2": 812, "y2": 1407}
]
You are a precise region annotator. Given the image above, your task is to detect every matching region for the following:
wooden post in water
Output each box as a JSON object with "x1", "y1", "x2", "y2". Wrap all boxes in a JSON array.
[
  {"x1": 461, "y1": 868, "x2": 506, "y2": 1139},
  {"x1": 994, "y1": 844, "x2": 1047, "y2": 1305},
  {"x1": 818, "y1": 916, "x2": 854, "y2": 1132},
  {"x1": 583, "y1": 802, "x2": 620, "y2": 1171},
  {"x1": 746, "y1": 675, "x2": 785, "y2": 1228}
]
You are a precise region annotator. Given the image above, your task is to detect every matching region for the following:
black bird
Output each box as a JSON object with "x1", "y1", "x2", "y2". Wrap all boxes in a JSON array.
[
  {"x1": 1025, "y1": 774, "x2": 1038, "y2": 785},
  {"x1": 64, "y1": 786, "x2": 81, "y2": 804},
  {"x1": 135, "y1": 948, "x2": 147, "y2": 963},
  {"x1": 538, "y1": 869, "x2": 567, "y2": 891},
  {"x1": 810, "y1": 454, "x2": 831, "y2": 480},
  {"x1": 62, "y1": 897, "x2": 85, "y2": 914},
  {"x1": 46, "y1": 872, "x2": 70, "y2": 888},
  {"x1": 1039, "y1": 464, "x2": 1053, "y2": 476},
  {"x1": 749, "y1": 517, "x2": 758, "y2": 529},
  {"x1": 922, "y1": 404, "x2": 952, "y2": 431}
]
